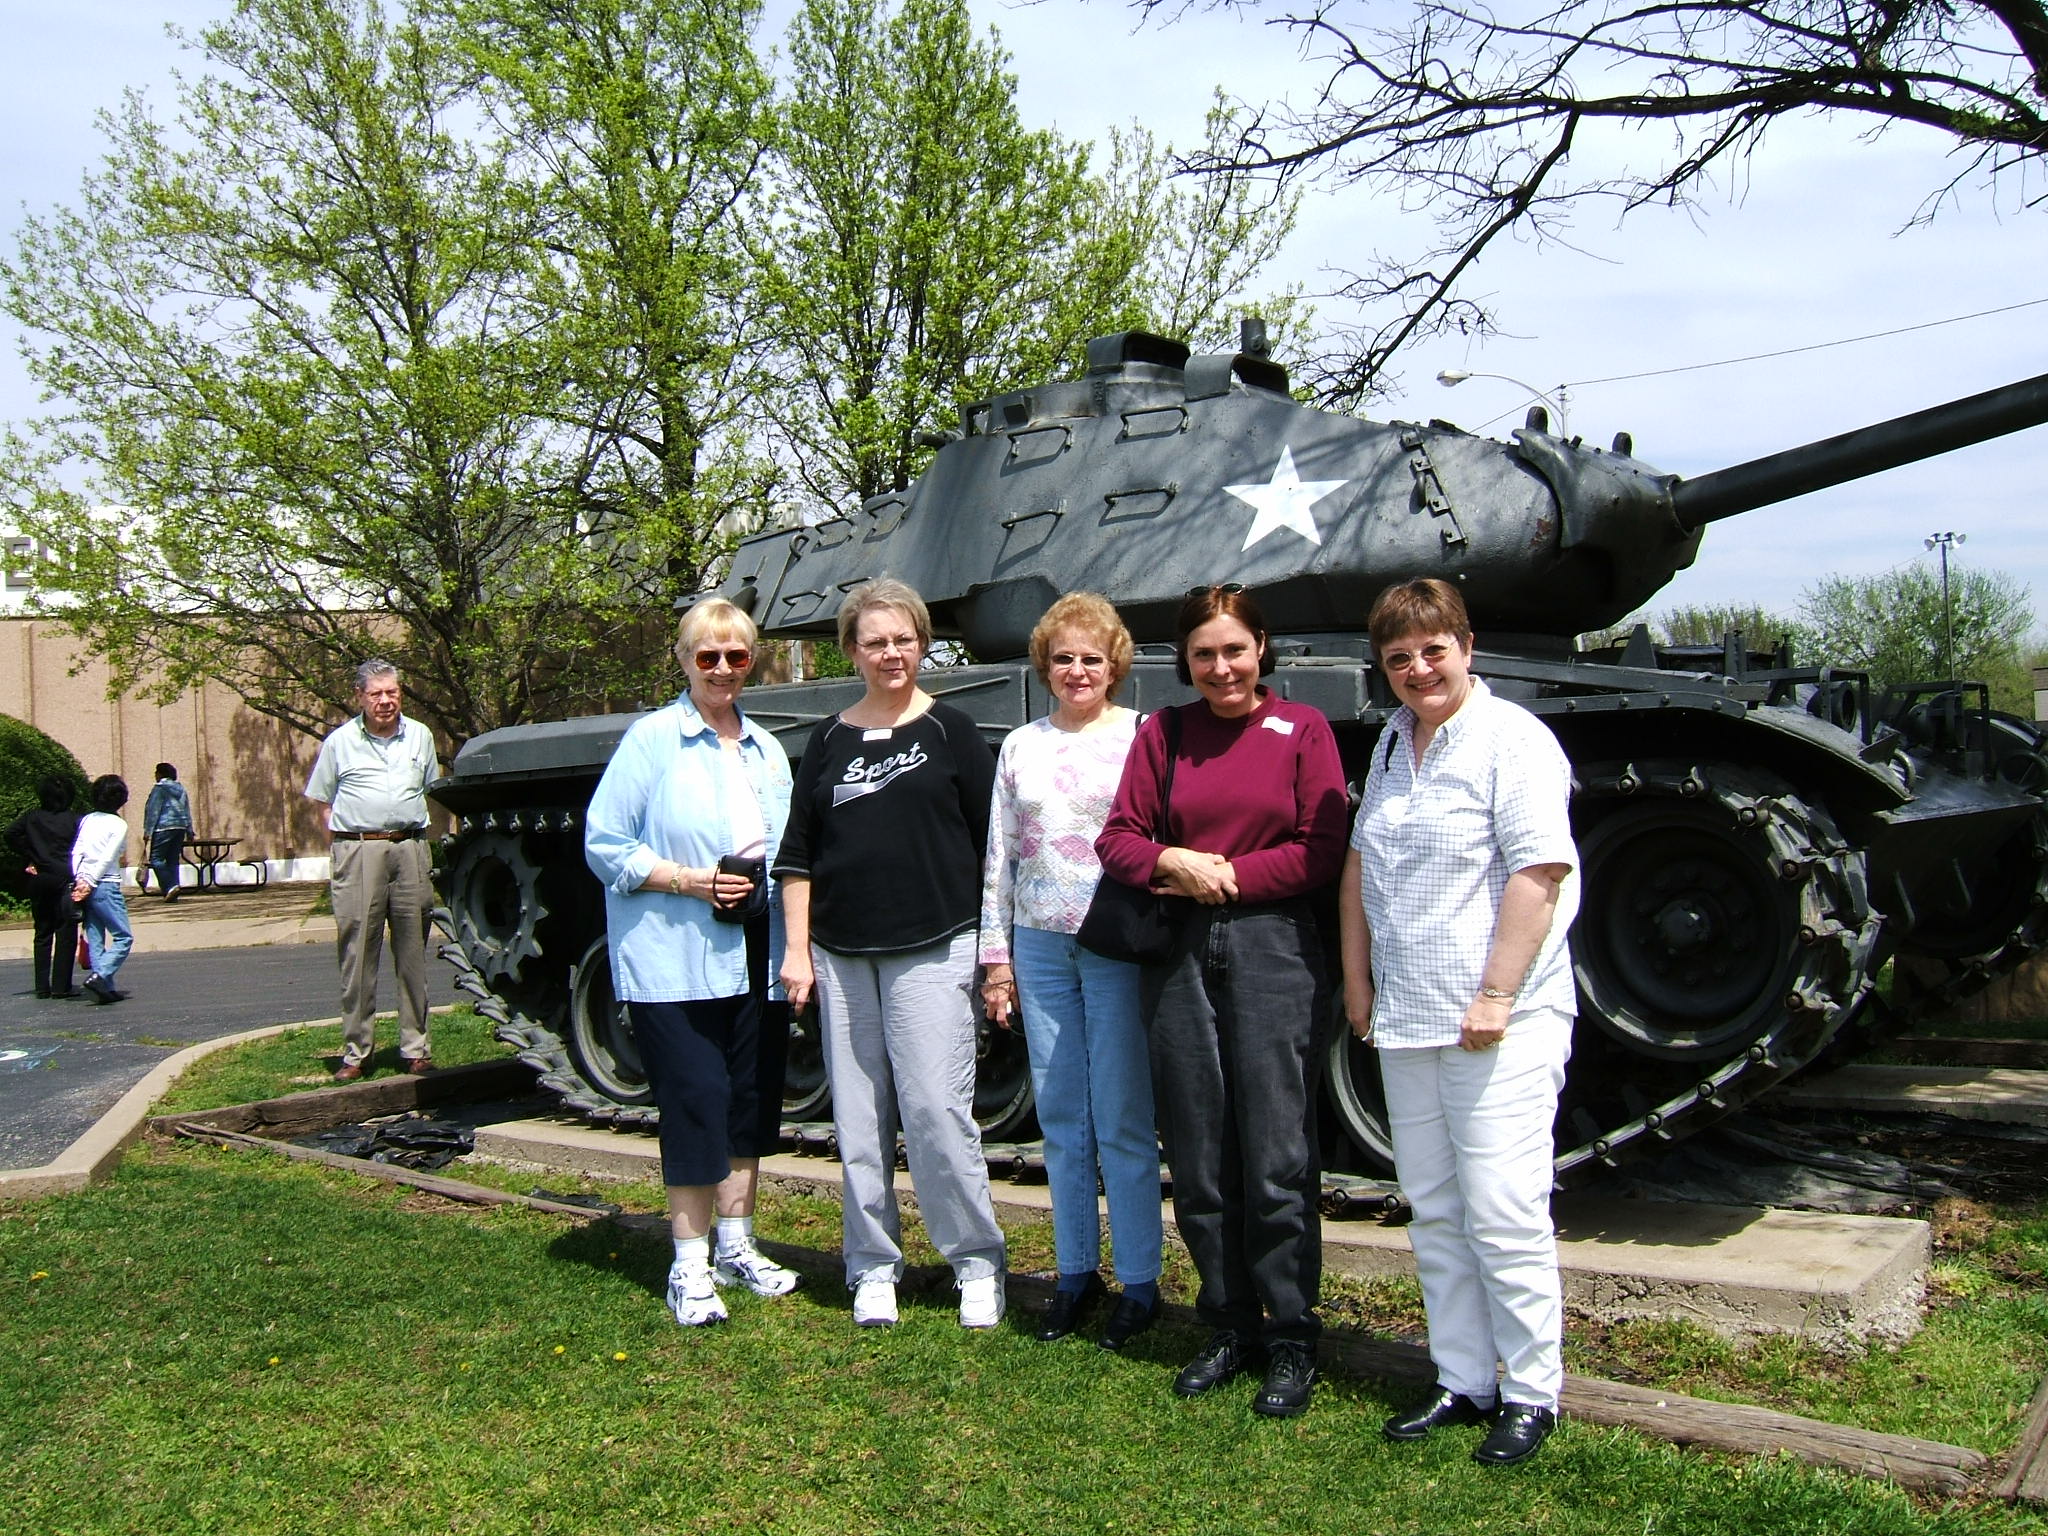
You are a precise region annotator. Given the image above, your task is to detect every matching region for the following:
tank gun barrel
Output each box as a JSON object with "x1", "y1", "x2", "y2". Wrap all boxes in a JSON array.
[{"x1": 1670, "y1": 371, "x2": 2048, "y2": 530}]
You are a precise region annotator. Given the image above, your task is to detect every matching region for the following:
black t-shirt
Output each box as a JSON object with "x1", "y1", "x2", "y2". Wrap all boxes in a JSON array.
[{"x1": 772, "y1": 701, "x2": 996, "y2": 956}]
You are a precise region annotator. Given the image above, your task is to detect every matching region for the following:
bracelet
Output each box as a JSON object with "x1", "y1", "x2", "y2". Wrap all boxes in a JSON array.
[{"x1": 1477, "y1": 985, "x2": 1514, "y2": 1001}]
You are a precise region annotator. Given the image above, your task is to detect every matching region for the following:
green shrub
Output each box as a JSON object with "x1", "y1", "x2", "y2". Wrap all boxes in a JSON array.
[{"x1": 0, "y1": 712, "x2": 90, "y2": 897}]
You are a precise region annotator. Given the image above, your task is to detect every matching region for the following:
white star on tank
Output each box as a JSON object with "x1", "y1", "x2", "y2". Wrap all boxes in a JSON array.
[{"x1": 1224, "y1": 446, "x2": 1349, "y2": 551}]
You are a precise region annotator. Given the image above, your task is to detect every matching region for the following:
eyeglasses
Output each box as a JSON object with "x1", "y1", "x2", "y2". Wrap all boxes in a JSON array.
[
  {"x1": 1050, "y1": 651, "x2": 1109, "y2": 671},
  {"x1": 1381, "y1": 642, "x2": 1457, "y2": 674},
  {"x1": 1186, "y1": 582, "x2": 1247, "y2": 599},
  {"x1": 856, "y1": 634, "x2": 920, "y2": 655},
  {"x1": 693, "y1": 647, "x2": 753, "y2": 671}
]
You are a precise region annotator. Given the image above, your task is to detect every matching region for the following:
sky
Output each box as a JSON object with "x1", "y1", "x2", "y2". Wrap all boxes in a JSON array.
[{"x1": 2, "y1": 0, "x2": 2042, "y2": 633}]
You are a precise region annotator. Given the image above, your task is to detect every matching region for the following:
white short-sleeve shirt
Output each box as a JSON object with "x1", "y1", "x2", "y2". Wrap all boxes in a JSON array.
[{"x1": 1351, "y1": 678, "x2": 1579, "y2": 1048}]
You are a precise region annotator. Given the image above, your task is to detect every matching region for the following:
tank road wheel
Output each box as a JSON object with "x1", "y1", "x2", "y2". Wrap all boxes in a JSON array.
[
  {"x1": 973, "y1": 1018, "x2": 1036, "y2": 1140},
  {"x1": 1558, "y1": 762, "x2": 1879, "y2": 1182},
  {"x1": 565, "y1": 936, "x2": 650, "y2": 1108},
  {"x1": 782, "y1": 1005, "x2": 831, "y2": 1123},
  {"x1": 1324, "y1": 1020, "x2": 1397, "y2": 1174}
]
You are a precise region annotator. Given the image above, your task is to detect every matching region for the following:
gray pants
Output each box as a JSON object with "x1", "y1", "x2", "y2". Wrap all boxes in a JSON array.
[
  {"x1": 813, "y1": 932, "x2": 1006, "y2": 1285},
  {"x1": 332, "y1": 838, "x2": 432, "y2": 1067}
]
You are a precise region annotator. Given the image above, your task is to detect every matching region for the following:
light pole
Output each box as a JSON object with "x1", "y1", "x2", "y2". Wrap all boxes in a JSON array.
[
  {"x1": 1924, "y1": 531, "x2": 1966, "y2": 682},
  {"x1": 1436, "y1": 368, "x2": 1571, "y2": 438}
]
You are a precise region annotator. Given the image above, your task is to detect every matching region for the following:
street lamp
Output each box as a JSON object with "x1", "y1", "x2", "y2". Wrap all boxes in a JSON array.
[
  {"x1": 1436, "y1": 368, "x2": 1572, "y2": 438},
  {"x1": 1924, "y1": 531, "x2": 1966, "y2": 682}
]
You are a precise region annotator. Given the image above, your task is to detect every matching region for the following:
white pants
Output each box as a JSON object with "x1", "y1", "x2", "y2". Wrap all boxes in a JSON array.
[{"x1": 1379, "y1": 1009, "x2": 1571, "y2": 1409}]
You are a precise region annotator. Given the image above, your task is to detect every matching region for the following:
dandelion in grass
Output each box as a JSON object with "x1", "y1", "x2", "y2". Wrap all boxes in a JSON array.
[
  {"x1": 30, "y1": 1271, "x2": 49, "y2": 1280},
  {"x1": 553, "y1": 1345, "x2": 565, "y2": 1355},
  {"x1": 613, "y1": 1352, "x2": 628, "y2": 1362}
]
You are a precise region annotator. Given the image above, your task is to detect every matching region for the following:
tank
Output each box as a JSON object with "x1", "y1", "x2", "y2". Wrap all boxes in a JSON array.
[{"x1": 430, "y1": 329, "x2": 2048, "y2": 1181}]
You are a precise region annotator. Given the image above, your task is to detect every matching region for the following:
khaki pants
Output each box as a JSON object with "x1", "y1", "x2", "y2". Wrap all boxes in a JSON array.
[{"x1": 332, "y1": 838, "x2": 433, "y2": 1067}]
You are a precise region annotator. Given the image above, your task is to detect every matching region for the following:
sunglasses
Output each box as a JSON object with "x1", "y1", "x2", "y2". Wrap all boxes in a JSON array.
[
  {"x1": 692, "y1": 647, "x2": 753, "y2": 671},
  {"x1": 1186, "y1": 582, "x2": 1247, "y2": 598}
]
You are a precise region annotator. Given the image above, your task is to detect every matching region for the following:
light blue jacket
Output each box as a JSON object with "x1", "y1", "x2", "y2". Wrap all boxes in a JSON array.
[{"x1": 583, "y1": 693, "x2": 792, "y2": 1003}]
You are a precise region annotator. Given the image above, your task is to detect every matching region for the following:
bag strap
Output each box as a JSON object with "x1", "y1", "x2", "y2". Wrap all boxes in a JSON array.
[{"x1": 1154, "y1": 705, "x2": 1182, "y2": 843}]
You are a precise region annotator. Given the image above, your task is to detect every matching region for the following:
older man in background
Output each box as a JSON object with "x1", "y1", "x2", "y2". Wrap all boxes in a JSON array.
[{"x1": 305, "y1": 659, "x2": 442, "y2": 1081}]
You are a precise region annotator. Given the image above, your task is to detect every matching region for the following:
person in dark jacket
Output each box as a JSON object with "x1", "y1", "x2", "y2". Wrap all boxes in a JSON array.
[{"x1": 5, "y1": 774, "x2": 83, "y2": 998}]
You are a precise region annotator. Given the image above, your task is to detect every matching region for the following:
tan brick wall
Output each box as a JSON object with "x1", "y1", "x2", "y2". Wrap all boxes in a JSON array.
[{"x1": 0, "y1": 617, "x2": 333, "y2": 865}]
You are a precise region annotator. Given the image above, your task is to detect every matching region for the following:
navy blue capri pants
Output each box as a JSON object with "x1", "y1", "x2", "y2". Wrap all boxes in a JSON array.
[{"x1": 627, "y1": 918, "x2": 789, "y2": 1188}]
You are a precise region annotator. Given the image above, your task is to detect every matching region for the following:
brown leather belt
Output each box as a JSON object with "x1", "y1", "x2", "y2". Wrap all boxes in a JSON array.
[{"x1": 333, "y1": 829, "x2": 422, "y2": 842}]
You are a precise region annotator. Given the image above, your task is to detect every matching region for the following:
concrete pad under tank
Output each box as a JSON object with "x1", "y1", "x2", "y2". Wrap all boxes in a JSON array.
[{"x1": 470, "y1": 1114, "x2": 1928, "y2": 1347}]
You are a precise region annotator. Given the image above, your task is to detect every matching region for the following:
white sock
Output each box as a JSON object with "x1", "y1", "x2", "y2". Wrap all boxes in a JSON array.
[
  {"x1": 672, "y1": 1235, "x2": 711, "y2": 1274},
  {"x1": 715, "y1": 1215, "x2": 752, "y2": 1255}
]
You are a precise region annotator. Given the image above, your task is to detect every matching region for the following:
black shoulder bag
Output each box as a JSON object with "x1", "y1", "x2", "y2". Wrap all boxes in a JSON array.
[{"x1": 1076, "y1": 705, "x2": 1187, "y2": 965}]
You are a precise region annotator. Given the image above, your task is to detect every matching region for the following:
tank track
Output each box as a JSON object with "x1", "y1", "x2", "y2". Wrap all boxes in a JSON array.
[{"x1": 1554, "y1": 760, "x2": 1882, "y2": 1179}]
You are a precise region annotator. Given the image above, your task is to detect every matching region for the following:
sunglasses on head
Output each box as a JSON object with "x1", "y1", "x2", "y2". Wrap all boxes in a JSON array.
[
  {"x1": 693, "y1": 647, "x2": 753, "y2": 671},
  {"x1": 1186, "y1": 582, "x2": 1247, "y2": 598}
]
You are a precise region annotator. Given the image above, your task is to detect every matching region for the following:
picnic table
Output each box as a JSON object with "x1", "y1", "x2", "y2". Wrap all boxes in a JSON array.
[{"x1": 179, "y1": 837, "x2": 266, "y2": 890}]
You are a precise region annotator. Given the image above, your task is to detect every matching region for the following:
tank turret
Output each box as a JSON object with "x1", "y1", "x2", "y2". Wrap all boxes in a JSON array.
[{"x1": 435, "y1": 332, "x2": 2048, "y2": 1181}]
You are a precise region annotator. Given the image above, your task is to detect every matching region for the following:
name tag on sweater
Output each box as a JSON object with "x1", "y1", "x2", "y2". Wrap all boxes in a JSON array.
[
  {"x1": 862, "y1": 728, "x2": 893, "y2": 741},
  {"x1": 1261, "y1": 716, "x2": 1296, "y2": 736}
]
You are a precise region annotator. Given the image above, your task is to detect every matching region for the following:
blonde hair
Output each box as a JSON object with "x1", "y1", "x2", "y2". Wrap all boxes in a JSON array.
[
  {"x1": 676, "y1": 598, "x2": 759, "y2": 657},
  {"x1": 1027, "y1": 592, "x2": 1133, "y2": 693},
  {"x1": 836, "y1": 578, "x2": 932, "y2": 653}
]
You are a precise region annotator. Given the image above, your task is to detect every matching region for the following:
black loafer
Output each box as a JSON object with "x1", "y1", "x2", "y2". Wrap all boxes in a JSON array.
[
  {"x1": 1252, "y1": 1340, "x2": 1317, "y2": 1418},
  {"x1": 1173, "y1": 1329, "x2": 1254, "y2": 1396},
  {"x1": 1097, "y1": 1291, "x2": 1160, "y2": 1351},
  {"x1": 1033, "y1": 1273, "x2": 1106, "y2": 1342},
  {"x1": 1383, "y1": 1386, "x2": 1496, "y2": 1441},
  {"x1": 1473, "y1": 1403, "x2": 1556, "y2": 1466}
]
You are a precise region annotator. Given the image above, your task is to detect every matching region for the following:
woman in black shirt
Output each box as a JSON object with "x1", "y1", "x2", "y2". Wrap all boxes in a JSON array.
[{"x1": 776, "y1": 578, "x2": 1007, "y2": 1330}]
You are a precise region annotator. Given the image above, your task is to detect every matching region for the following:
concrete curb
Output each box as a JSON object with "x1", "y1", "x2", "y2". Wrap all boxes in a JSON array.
[
  {"x1": 0, "y1": 1002, "x2": 464, "y2": 1201},
  {"x1": 0, "y1": 1020, "x2": 313, "y2": 1200}
]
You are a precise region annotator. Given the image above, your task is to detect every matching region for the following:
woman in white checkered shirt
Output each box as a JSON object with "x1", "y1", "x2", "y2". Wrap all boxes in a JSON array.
[{"x1": 1339, "y1": 577, "x2": 1580, "y2": 1468}]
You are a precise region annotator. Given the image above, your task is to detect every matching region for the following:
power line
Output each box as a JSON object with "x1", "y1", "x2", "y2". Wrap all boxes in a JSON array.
[{"x1": 1563, "y1": 297, "x2": 2048, "y2": 389}]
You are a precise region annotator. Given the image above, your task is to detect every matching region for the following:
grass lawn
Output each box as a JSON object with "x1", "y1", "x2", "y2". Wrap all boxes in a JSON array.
[
  {"x1": 6, "y1": 1141, "x2": 2044, "y2": 1536},
  {"x1": 152, "y1": 1006, "x2": 514, "y2": 1116},
  {"x1": 5, "y1": 1026, "x2": 2048, "y2": 1532}
]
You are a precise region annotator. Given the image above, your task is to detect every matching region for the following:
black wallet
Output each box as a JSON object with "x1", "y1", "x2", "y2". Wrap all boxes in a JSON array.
[{"x1": 711, "y1": 853, "x2": 769, "y2": 924}]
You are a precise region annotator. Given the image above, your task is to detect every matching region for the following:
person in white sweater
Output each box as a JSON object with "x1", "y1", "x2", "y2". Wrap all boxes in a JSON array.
[{"x1": 70, "y1": 775, "x2": 133, "y2": 1004}]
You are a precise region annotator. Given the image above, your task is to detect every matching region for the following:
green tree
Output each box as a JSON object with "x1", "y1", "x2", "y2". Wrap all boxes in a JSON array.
[
  {"x1": 0, "y1": 0, "x2": 714, "y2": 745},
  {"x1": 1798, "y1": 564, "x2": 2037, "y2": 713},
  {"x1": 763, "y1": 0, "x2": 1306, "y2": 513},
  {"x1": 1656, "y1": 604, "x2": 1817, "y2": 656},
  {"x1": 461, "y1": 0, "x2": 778, "y2": 605}
]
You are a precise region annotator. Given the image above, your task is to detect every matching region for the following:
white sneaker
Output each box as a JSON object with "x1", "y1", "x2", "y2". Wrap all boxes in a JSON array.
[
  {"x1": 666, "y1": 1266, "x2": 728, "y2": 1327},
  {"x1": 715, "y1": 1242, "x2": 799, "y2": 1297},
  {"x1": 958, "y1": 1274, "x2": 1006, "y2": 1330},
  {"x1": 852, "y1": 1273, "x2": 899, "y2": 1327}
]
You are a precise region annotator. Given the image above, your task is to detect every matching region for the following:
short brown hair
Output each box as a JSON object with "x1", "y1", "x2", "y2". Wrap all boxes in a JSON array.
[
  {"x1": 836, "y1": 578, "x2": 932, "y2": 654},
  {"x1": 1175, "y1": 584, "x2": 1274, "y2": 685},
  {"x1": 1027, "y1": 592, "x2": 1133, "y2": 693},
  {"x1": 1368, "y1": 578, "x2": 1473, "y2": 655}
]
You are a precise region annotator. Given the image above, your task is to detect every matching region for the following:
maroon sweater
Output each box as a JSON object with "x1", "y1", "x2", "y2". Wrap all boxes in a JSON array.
[{"x1": 1096, "y1": 692, "x2": 1348, "y2": 904}]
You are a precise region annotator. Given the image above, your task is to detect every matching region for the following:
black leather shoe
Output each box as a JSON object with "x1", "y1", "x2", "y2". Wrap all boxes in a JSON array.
[
  {"x1": 1383, "y1": 1387, "x2": 1496, "y2": 1441},
  {"x1": 1473, "y1": 1403, "x2": 1557, "y2": 1466},
  {"x1": 1034, "y1": 1273, "x2": 1106, "y2": 1342},
  {"x1": 1252, "y1": 1340, "x2": 1317, "y2": 1418},
  {"x1": 1097, "y1": 1291, "x2": 1160, "y2": 1352},
  {"x1": 1173, "y1": 1330, "x2": 1253, "y2": 1396}
]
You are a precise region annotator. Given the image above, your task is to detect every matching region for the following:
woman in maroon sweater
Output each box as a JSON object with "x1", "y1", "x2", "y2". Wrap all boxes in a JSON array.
[{"x1": 1096, "y1": 584, "x2": 1348, "y2": 1417}]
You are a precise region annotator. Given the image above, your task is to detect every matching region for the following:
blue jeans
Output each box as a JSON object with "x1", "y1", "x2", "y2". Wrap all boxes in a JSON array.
[
  {"x1": 149, "y1": 829, "x2": 186, "y2": 895},
  {"x1": 1012, "y1": 925, "x2": 1162, "y2": 1285},
  {"x1": 82, "y1": 879, "x2": 133, "y2": 985}
]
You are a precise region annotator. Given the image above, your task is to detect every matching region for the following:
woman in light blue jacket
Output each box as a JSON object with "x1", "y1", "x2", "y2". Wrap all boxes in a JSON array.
[{"x1": 585, "y1": 598, "x2": 797, "y2": 1328}]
